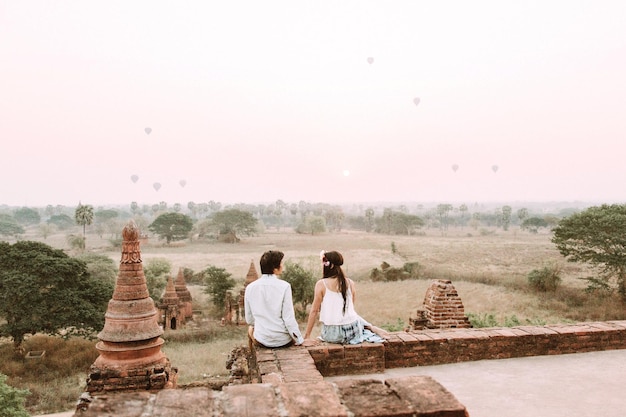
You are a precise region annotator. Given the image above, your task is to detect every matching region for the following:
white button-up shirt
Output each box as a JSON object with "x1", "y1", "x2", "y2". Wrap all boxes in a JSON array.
[{"x1": 245, "y1": 274, "x2": 304, "y2": 347}]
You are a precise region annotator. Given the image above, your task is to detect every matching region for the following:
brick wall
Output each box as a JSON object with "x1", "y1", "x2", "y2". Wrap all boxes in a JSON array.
[{"x1": 307, "y1": 321, "x2": 626, "y2": 376}]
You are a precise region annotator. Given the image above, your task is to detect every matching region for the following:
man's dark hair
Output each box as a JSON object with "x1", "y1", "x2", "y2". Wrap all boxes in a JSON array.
[{"x1": 260, "y1": 250, "x2": 284, "y2": 274}]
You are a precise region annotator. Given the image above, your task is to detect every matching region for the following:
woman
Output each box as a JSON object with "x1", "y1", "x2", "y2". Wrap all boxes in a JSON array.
[{"x1": 304, "y1": 250, "x2": 386, "y2": 345}]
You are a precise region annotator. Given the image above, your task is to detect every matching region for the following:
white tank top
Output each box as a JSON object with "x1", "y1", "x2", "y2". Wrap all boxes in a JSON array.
[{"x1": 319, "y1": 279, "x2": 359, "y2": 325}]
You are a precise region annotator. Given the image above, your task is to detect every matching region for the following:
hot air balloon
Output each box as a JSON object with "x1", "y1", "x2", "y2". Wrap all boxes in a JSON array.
[
  {"x1": 179, "y1": 179, "x2": 187, "y2": 187},
  {"x1": 153, "y1": 182, "x2": 161, "y2": 191},
  {"x1": 452, "y1": 164, "x2": 459, "y2": 173},
  {"x1": 492, "y1": 165, "x2": 499, "y2": 173},
  {"x1": 130, "y1": 174, "x2": 139, "y2": 183},
  {"x1": 367, "y1": 57, "x2": 374, "y2": 64},
  {"x1": 413, "y1": 97, "x2": 421, "y2": 106},
  {"x1": 145, "y1": 127, "x2": 152, "y2": 135}
]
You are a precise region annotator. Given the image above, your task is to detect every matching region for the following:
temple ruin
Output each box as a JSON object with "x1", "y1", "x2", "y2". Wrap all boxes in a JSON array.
[{"x1": 159, "y1": 275, "x2": 182, "y2": 330}]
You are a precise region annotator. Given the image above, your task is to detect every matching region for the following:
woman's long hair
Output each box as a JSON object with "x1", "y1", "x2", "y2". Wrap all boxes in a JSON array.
[{"x1": 322, "y1": 251, "x2": 348, "y2": 314}]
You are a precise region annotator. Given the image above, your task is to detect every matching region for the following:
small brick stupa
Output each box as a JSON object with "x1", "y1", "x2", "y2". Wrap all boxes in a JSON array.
[
  {"x1": 239, "y1": 260, "x2": 259, "y2": 322},
  {"x1": 86, "y1": 221, "x2": 176, "y2": 394},
  {"x1": 174, "y1": 267, "x2": 193, "y2": 320},
  {"x1": 421, "y1": 279, "x2": 471, "y2": 329}
]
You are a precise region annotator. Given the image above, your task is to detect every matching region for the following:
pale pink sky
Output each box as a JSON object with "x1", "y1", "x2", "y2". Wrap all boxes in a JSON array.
[{"x1": 1, "y1": 1, "x2": 625, "y2": 207}]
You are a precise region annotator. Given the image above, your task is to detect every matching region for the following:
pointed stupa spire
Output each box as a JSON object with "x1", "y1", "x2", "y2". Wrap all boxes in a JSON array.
[
  {"x1": 161, "y1": 275, "x2": 179, "y2": 307},
  {"x1": 244, "y1": 259, "x2": 259, "y2": 287},
  {"x1": 174, "y1": 267, "x2": 193, "y2": 319},
  {"x1": 86, "y1": 220, "x2": 175, "y2": 394}
]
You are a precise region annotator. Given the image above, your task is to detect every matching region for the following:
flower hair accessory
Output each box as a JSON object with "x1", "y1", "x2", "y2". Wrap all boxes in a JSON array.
[{"x1": 320, "y1": 250, "x2": 330, "y2": 266}]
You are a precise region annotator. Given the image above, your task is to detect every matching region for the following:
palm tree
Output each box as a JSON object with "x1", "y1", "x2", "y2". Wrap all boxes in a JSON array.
[{"x1": 75, "y1": 202, "x2": 94, "y2": 238}]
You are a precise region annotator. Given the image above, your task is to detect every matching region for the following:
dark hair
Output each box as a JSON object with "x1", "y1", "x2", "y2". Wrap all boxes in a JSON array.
[
  {"x1": 260, "y1": 250, "x2": 284, "y2": 274},
  {"x1": 322, "y1": 251, "x2": 348, "y2": 314}
]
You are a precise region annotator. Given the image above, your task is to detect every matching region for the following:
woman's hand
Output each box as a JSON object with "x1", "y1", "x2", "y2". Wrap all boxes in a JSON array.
[{"x1": 302, "y1": 338, "x2": 320, "y2": 347}]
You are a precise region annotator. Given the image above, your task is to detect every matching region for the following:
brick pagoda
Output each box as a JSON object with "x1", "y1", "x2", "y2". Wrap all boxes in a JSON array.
[{"x1": 85, "y1": 221, "x2": 176, "y2": 394}]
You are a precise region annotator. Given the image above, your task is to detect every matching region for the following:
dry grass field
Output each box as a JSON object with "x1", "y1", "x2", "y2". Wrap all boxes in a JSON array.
[{"x1": 15, "y1": 225, "x2": 616, "y2": 328}]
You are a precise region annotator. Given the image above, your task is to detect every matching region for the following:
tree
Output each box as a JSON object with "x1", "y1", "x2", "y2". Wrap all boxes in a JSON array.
[
  {"x1": 521, "y1": 217, "x2": 548, "y2": 234},
  {"x1": 552, "y1": 204, "x2": 626, "y2": 300},
  {"x1": 75, "y1": 253, "x2": 118, "y2": 285},
  {"x1": 0, "y1": 373, "x2": 29, "y2": 417},
  {"x1": 0, "y1": 241, "x2": 113, "y2": 349},
  {"x1": 0, "y1": 214, "x2": 25, "y2": 238},
  {"x1": 375, "y1": 209, "x2": 424, "y2": 235},
  {"x1": 148, "y1": 212, "x2": 193, "y2": 244},
  {"x1": 436, "y1": 204, "x2": 453, "y2": 232},
  {"x1": 517, "y1": 207, "x2": 529, "y2": 224},
  {"x1": 296, "y1": 215, "x2": 326, "y2": 235},
  {"x1": 210, "y1": 209, "x2": 257, "y2": 242},
  {"x1": 75, "y1": 203, "x2": 94, "y2": 238},
  {"x1": 13, "y1": 207, "x2": 41, "y2": 226},
  {"x1": 458, "y1": 204, "x2": 469, "y2": 227},
  {"x1": 281, "y1": 261, "x2": 316, "y2": 308},
  {"x1": 501, "y1": 205, "x2": 512, "y2": 231},
  {"x1": 143, "y1": 257, "x2": 171, "y2": 300},
  {"x1": 47, "y1": 213, "x2": 74, "y2": 230},
  {"x1": 364, "y1": 207, "x2": 375, "y2": 232},
  {"x1": 203, "y1": 265, "x2": 236, "y2": 312}
]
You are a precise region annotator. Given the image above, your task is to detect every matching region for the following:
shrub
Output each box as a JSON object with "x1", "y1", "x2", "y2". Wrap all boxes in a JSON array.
[
  {"x1": 380, "y1": 318, "x2": 406, "y2": 332},
  {"x1": 203, "y1": 265, "x2": 236, "y2": 313},
  {"x1": 368, "y1": 261, "x2": 421, "y2": 281},
  {"x1": 0, "y1": 373, "x2": 29, "y2": 417},
  {"x1": 467, "y1": 312, "x2": 499, "y2": 328},
  {"x1": 528, "y1": 264, "x2": 562, "y2": 292}
]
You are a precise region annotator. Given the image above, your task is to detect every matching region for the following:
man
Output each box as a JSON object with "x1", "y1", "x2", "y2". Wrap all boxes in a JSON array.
[{"x1": 244, "y1": 250, "x2": 304, "y2": 348}]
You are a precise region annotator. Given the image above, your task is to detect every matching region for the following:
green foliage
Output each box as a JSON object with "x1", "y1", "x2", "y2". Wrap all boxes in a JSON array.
[
  {"x1": 375, "y1": 209, "x2": 424, "y2": 235},
  {"x1": 295, "y1": 215, "x2": 326, "y2": 235},
  {"x1": 143, "y1": 257, "x2": 172, "y2": 300},
  {"x1": 94, "y1": 209, "x2": 119, "y2": 222},
  {"x1": 209, "y1": 209, "x2": 257, "y2": 242},
  {"x1": 148, "y1": 212, "x2": 194, "y2": 244},
  {"x1": 528, "y1": 264, "x2": 562, "y2": 292},
  {"x1": 0, "y1": 241, "x2": 113, "y2": 348},
  {"x1": 281, "y1": 261, "x2": 316, "y2": 307},
  {"x1": 75, "y1": 253, "x2": 118, "y2": 285},
  {"x1": 368, "y1": 261, "x2": 421, "y2": 282},
  {"x1": 552, "y1": 204, "x2": 626, "y2": 300},
  {"x1": 466, "y1": 313, "x2": 499, "y2": 328},
  {"x1": 467, "y1": 313, "x2": 547, "y2": 328},
  {"x1": 47, "y1": 213, "x2": 74, "y2": 230},
  {"x1": 203, "y1": 266, "x2": 236, "y2": 312},
  {"x1": 66, "y1": 233, "x2": 85, "y2": 251},
  {"x1": 501, "y1": 205, "x2": 512, "y2": 231},
  {"x1": 380, "y1": 318, "x2": 406, "y2": 332},
  {"x1": 521, "y1": 217, "x2": 549, "y2": 233},
  {"x1": 0, "y1": 214, "x2": 25, "y2": 237},
  {"x1": 13, "y1": 207, "x2": 41, "y2": 226},
  {"x1": 0, "y1": 373, "x2": 30, "y2": 417}
]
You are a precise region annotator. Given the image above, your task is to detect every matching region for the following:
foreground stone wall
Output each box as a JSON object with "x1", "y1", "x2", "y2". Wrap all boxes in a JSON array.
[
  {"x1": 77, "y1": 376, "x2": 469, "y2": 417},
  {"x1": 308, "y1": 321, "x2": 626, "y2": 376},
  {"x1": 75, "y1": 321, "x2": 626, "y2": 416}
]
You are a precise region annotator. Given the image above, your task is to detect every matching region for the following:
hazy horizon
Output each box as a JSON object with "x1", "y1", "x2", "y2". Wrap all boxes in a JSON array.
[{"x1": 2, "y1": 1, "x2": 625, "y2": 207}]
